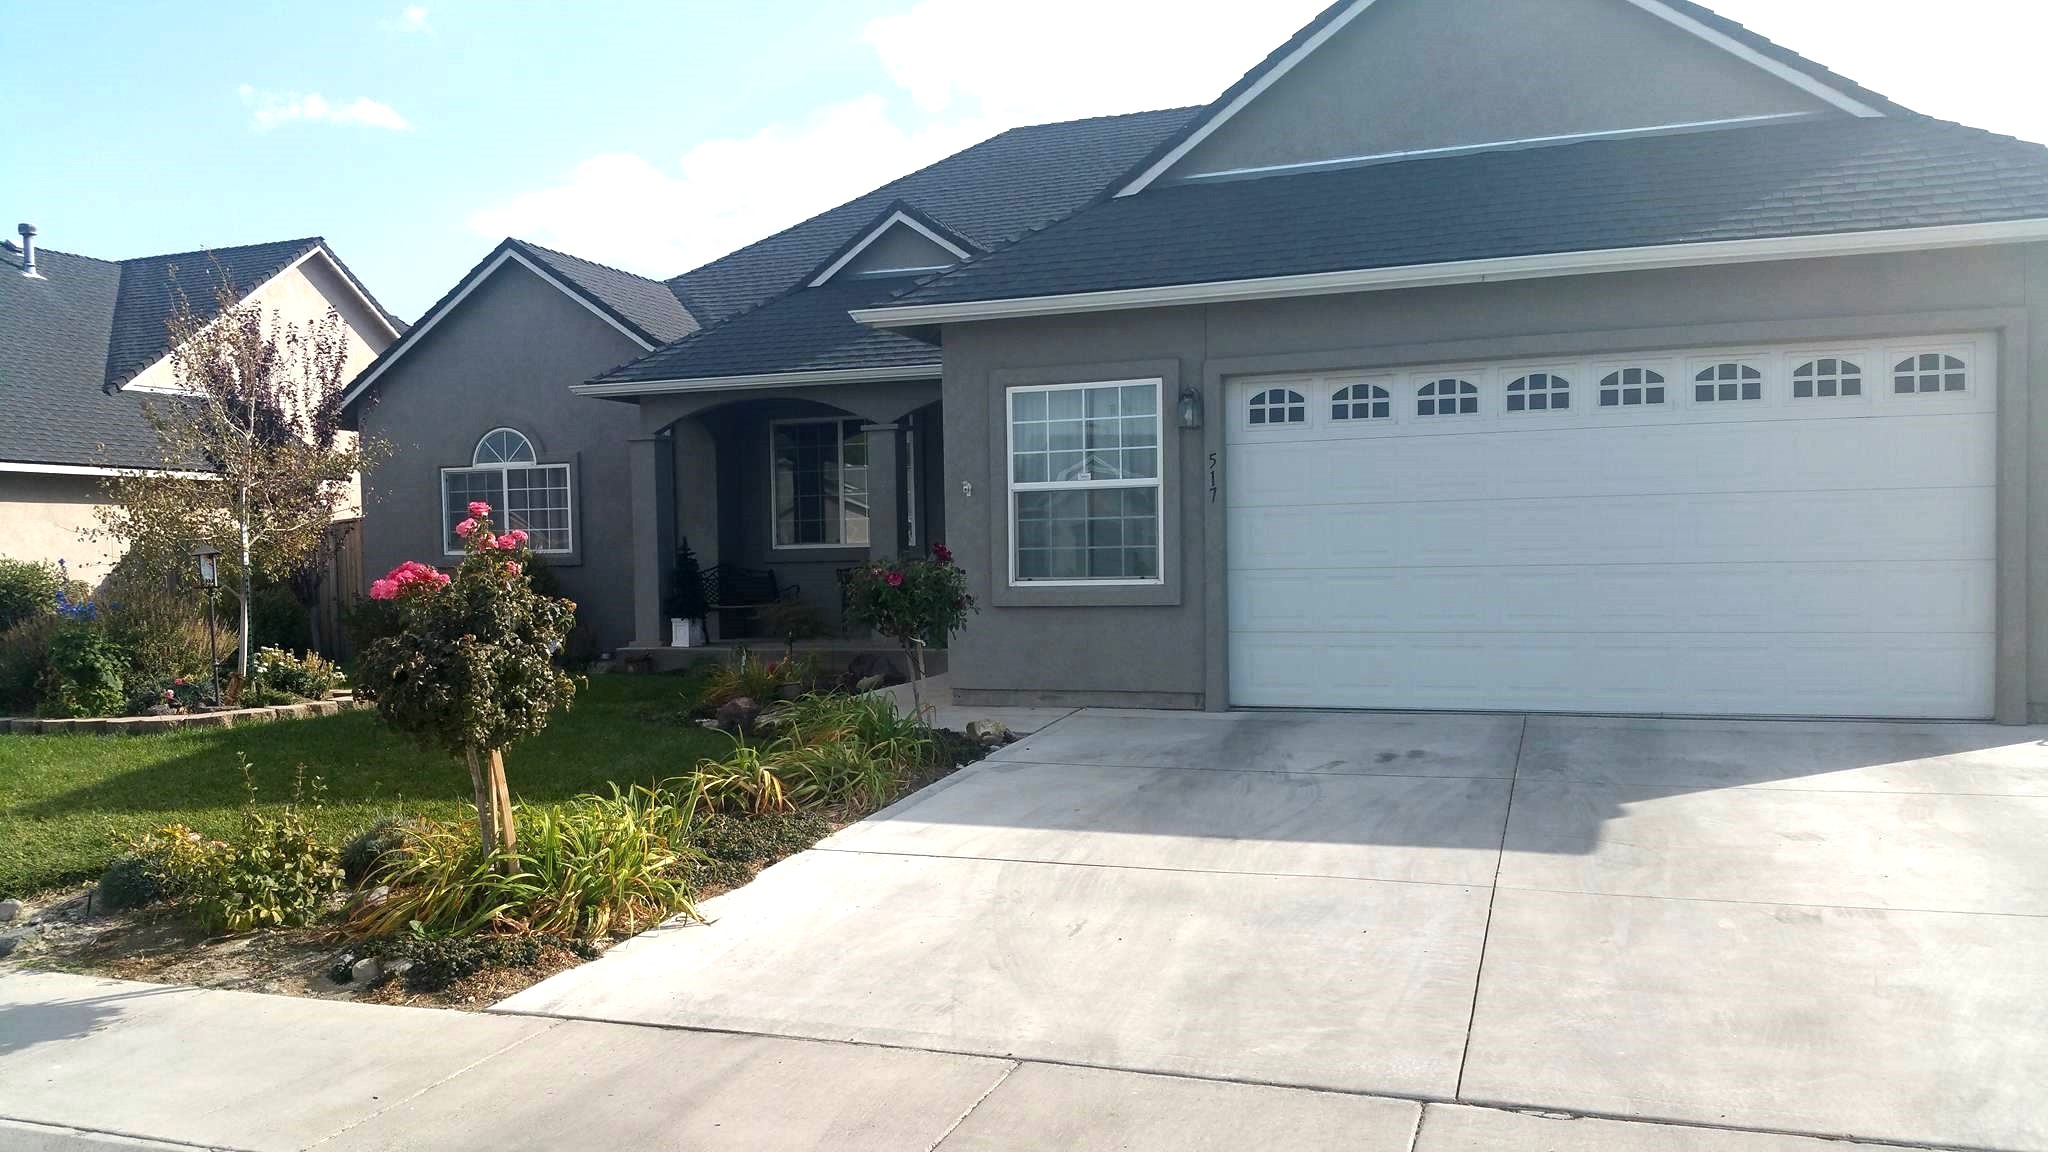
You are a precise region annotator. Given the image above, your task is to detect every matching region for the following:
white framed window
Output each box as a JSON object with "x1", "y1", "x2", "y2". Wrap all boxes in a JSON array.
[
  {"x1": 1792, "y1": 358, "x2": 1864, "y2": 399},
  {"x1": 1008, "y1": 379, "x2": 1162, "y2": 585},
  {"x1": 1892, "y1": 351, "x2": 1969, "y2": 395},
  {"x1": 1417, "y1": 378, "x2": 1479, "y2": 417},
  {"x1": 1331, "y1": 382, "x2": 1391, "y2": 421},
  {"x1": 1598, "y1": 367, "x2": 1667, "y2": 407},
  {"x1": 771, "y1": 418, "x2": 869, "y2": 549},
  {"x1": 1693, "y1": 361, "x2": 1763, "y2": 403},
  {"x1": 1248, "y1": 387, "x2": 1306, "y2": 425},
  {"x1": 440, "y1": 428, "x2": 574, "y2": 554},
  {"x1": 1505, "y1": 372, "x2": 1570, "y2": 412}
]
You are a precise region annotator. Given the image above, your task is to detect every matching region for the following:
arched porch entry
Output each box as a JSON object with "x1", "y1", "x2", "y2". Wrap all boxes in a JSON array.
[{"x1": 624, "y1": 380, "x2": 942, "y2": 649}]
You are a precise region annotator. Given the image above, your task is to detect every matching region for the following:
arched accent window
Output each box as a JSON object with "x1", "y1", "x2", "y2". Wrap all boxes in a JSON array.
[
  {"x1": 1331, "y1": 382, "x2": 1391, "y2": 421},
  {"x1": 1505, "y1": 373, "x2": 1569, "y2": 412},
  {"x1": 1599, "y1": 368, "x2": 1666, "y2": 407},
  {"x1": 1417, "y1": 378, "x2": 1478, "y2": 417},
  {"x1": 1694, "y1": 362, "x2": 1763, "y2": 402},
  {"x1": 1792, "y1": 358, "x2": 1863, "y2": 399},
  {"x1": 473, "y1": 427, "x2": 536, "y2": 465},
  {"x1": 1893, "y1": 352, "x2": 1967, "y2": 394},
  {"x1": 1249, "y1": 388, "x2": 1306, "y2": 425},
  {"x1": 441, "y1": 427, "x2": 574, "y2": 554}
]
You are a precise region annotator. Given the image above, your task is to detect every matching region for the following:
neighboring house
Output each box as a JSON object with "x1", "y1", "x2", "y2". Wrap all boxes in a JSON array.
[
  {"x1": 353, "y1": 0, "x2": 2048, "y2": 724},
  {"x1": 0, "y1": 227, "x2": 400, "y2": 581}
]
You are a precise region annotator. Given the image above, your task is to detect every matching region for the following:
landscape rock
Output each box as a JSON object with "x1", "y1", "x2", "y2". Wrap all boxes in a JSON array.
[
  {"x1": 716, "y1": 696, "x2": 761, "y2": 734},
  {"x1": 965, "y1": 719, "x2": 1010, "y2": 746},
  {"x1": 350, "y1": 956, "x2": 384, "y2": 985},
  {"x1": 0, "y1": 933, "x2": 19, "y2": 958},
  {"x1": 384, "y1": 958, "x2": 415, "y2": 980},
  {"x1": 348, "y1": 885, "x2": 391, "y2": 917},
  {"x1": 843, "y1": 652, "x2": 902, "y2": 691},
  {"x1": 0, "y1": 899, "x2": 21, "y2": 923}
]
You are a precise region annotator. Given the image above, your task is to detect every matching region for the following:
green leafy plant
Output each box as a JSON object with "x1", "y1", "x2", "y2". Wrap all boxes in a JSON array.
[
  {"x1": 703, "y1": 646, "x2": 806, "y2": 709},
  {"x1": 0, "y1": 557, "x2": 63, "y2": 633},
  {"x1": 354, "y1": 502, "x2": 578, "y2": 863},
  {"x1": 340, "y1": 815, "x2": 423, "y2": 888},
  {"x1": 0, "y1": 614, "x2": 64, "y2": 714},
  {"x1": 841, "y1": 545, "x2": 975, "y2": 713},
  {"x1": 244, "y1": 645, "x2": 338, "y2": 705},
  {"x1": 40, "y1": 623, "x2": 129, "y2": 718},
  {"x1": 369, "y1": 927, "x2": 549, "y2": 992},
  {"x1": 691, "y1": 692, "x2": 933, "y2": 817},
  {"x1": 689, "y1": 742, "x2": 794, "y2": 816},
  {"x1": 182, "y1": 760, "x2": 343, "y2": 933}
]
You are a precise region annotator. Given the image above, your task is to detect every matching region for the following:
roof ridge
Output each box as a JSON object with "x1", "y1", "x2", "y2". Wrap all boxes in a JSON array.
[
  {"x1": 509, "y1": 237, "x2": 674, "y2": 287},
  {"x1": 663, "y1": 105, "x2": 1200, "y2": 287},
  {"x1": 117, "y1": 236, "x2": 324, "y2": 267}
]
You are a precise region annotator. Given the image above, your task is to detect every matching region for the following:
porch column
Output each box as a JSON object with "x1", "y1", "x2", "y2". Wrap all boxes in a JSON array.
[
  {"x1": 861, "y1": 422, "x2": 902, "y2": 560},
  {"x1": 627, "y1": 432, "x2": 676, "y2": 648}
]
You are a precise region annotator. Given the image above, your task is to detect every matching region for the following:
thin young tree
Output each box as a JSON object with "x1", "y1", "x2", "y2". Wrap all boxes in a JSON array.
[{"x1": 98, "y1": 275, "x2": 382, "y2": 678}]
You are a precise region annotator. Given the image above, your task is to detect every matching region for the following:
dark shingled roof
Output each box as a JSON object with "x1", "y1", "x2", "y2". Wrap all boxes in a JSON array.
[
  {"x1": 880, "y1": 118, "x2": 2048, "y2": 310},
  {"x1": 508, "y1": 239, "x2": 699, "y2": 345},
  {"x1": 664, "y1": 107, "x2": 1200, "y2": 326},
  {"x1": 1, "y1": 236, "x2": 395, "y2": 469},
  {"x1": 589, "y1": 278, "x2": 938, "y2": 387}
]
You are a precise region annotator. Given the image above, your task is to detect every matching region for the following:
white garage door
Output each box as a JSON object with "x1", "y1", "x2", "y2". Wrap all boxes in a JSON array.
[{"x1": 1226, "y1": 335, "x2": 1997, "y2": 719}]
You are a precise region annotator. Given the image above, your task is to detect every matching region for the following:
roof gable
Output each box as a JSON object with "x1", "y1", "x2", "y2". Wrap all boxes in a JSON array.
[
  {"x1": 806, "y1": 202, "x2": 977, "y2": 286},
  {"x1": 1118, "y1": 0, "x2": 1908, "y2": 195}
]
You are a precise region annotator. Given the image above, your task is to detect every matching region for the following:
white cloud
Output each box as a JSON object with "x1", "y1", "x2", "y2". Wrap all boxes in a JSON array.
[
  {"x1": 397, "y1": 6, "x2": 430, "y2": 32},
  {"x1": 239, "y1": 85, "x2": 412, "y2": 131},
  {"x1": 468, "y1": 0, "x2": 1327, "y2": 278}
]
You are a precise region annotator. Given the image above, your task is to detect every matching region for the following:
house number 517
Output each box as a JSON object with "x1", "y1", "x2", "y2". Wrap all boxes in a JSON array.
[{"x1": 1208, "y1": 452, "x2": 1218, "y2": 503}]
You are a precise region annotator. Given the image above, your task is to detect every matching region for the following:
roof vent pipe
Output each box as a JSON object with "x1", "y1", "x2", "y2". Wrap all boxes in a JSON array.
[{"x1": 17, "y1": 223, "x2": 39, "y2": 278}]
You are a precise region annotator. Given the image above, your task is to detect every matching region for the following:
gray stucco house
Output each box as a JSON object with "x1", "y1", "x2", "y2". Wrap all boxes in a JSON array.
[{"x1": 347, "y1": 0, "x2": 2048, "y2": 723}]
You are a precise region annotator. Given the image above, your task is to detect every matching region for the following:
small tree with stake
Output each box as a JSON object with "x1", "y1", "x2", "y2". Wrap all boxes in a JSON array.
[
  {"x1": 353, "y1": 502, "x2": 577, "y2": 862},
  {"x1": 841, "y1": 543, "x2": 975, "y2": 716}
]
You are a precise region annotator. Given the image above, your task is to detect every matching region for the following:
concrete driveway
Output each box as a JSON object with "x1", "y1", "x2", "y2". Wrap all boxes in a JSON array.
[{"x1": 501, "y1": 709, "x2": 2048, "y2": 1151}]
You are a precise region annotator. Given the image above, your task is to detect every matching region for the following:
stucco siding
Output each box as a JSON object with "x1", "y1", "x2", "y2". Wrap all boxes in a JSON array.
[
  {"x1": 0, "y1": 473, "x2": 121, "y2": 581},
  {"x1": 942, "y1": 244, "x2": 2045, "y2": 721},
  {"x1": 357, "y1": 261, "x2": 647, "y2": 653},
  {"x1": 1165, "y1": 0, "x2": 1837, "y2": 180}
]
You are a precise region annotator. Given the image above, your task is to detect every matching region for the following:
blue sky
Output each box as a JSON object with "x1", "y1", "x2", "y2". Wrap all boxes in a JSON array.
[{"x1": 4, "y1": 0, "x2": 2043, "y2": 321}]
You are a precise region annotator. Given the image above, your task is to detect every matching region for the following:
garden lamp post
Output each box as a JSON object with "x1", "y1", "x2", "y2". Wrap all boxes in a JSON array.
[{"x1": 192, "y1": 545, "x2": 222, "y2": 706}]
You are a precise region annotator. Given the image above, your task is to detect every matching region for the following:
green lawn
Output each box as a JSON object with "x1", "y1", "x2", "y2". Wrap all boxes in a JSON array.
[{"x1": 0, "y1": 671, "x2": 729, "y2": 897}]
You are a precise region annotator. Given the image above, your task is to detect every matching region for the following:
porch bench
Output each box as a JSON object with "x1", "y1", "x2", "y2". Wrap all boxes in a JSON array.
[{"x1": 700, "y1": 564, "x2": 799, "y2": 638}]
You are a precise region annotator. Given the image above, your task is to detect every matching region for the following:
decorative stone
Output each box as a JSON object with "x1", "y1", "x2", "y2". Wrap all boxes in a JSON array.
[
  {"x1": 350, "y1": 956, "x2": 384, "y2": 985},
  {"x1": 0, "y1": 899, "x2": 20, "y2": 922},
  {"x1": 965, "y1": 719, "x2": 1010, "y2": 746},
  {"x1": 717, "y1": 696, "x2": 761, "y2": 734},
  {"x1": 349, "y1": 885, "x2": 391, "y2": 916},
  {"x1": 384, "y1": 958, "x2": 414, "y2": 980}
]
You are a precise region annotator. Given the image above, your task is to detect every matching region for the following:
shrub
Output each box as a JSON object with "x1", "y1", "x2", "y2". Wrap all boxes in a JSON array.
[
  {"x1": 244, "y1": 646, "x2": 338, "y2": 704},
  {"x1": 0, "y1": 614, "x2": 62, "y2": 714},
  {"x1": 248, "y1": 583, "x2": 311, "y2": 655},
  {"x1": 841, "y1": 545, "x2": 975, "y2": 711},
  {"x1": 347, "y1": 784, "x2": 700, "y2": 941},
  {"x1": 690, "y1": 692, "x2": 932, "y2": 816},
  {"x1": 126, "y1": 675, "x2": 209, "y2": 715},
  {"x1": 342, "y1": 595, "x2": 405, "y2": 656},
  {"x1": 95, "y1": 854, "x2": 164, "y2": 911},
  {"x1": 340, "y1": 816, "x2": 421, "y2": 888},
  {"x1": 100, "y1": 822, "x2": 224, "y2": 910},
  {"x1": 0, "y1": 557, "x2": 62, "y2": 632},
  {"x1": 182, "y1": 763, "x2": 343, "y2": 933},
  {"x1": 99, "y1": 560, "x2": 216, "y2": 693},
  {"x1": 40, "y1": 623, "x2": 129, "y2": 718},
  {"x1": 691, "y1": 742, "x2": 795, "y2": 816},
  {"x1": 703, "y1": 646, "x2": 804, "y2": 709},
  {"x1": 687, "y1": 812, "x2": 831, "y2": 891}
]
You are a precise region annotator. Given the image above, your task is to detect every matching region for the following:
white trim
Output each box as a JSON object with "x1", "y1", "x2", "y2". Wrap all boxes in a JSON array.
[
  {"x1": 808, "y1": 211, "x2": 974, "y2": 287},
  {"x1": 1115, "y1": 0, "x2": 1882, "y2": 197},
  {"x1": 0, "y1": 461, "x2": 214, "y2": 480},
  {"x1": 571, "y1": 362, "x2": 943, "y2": 398},
  {"x1": 853, "y1": 218, "x2": 2048, "y2": 328},
  {"x1": 1176, "y1": 113, "x2": 1822, "y2": 183},
  {"x1": 768, "y1": 416, "x2": 872, "y2": 551},
  {"x1": 1615, "y1": 0, "x2": 1883, "y2": 118},
  {"x1": 1005, "y1": 377, "x2": 1166, "y2": 588},
  {"x1": 1116, "y1": 0, "x2": 1385, "y2": 197},
  {"x1": 440, "y1": 433, "x2": 575, "y2": 556},
  {"x1": 123, "y1": 246, "x2": 405, "y2": 397},
  {"x1": 341, "y1": 248, "x2": 656, "y2": 409}
]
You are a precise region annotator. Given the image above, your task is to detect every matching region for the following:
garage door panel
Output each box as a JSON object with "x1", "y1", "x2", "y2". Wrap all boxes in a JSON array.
[
  {"x1": 1230, "y1": 562, "x2": 1993, "y2": 636},
  {"x1": 1229, "y1": 415, "x2": 1994, "y2": 509},
  {"x1": 1225, "y1": 336, "x2": 1998, "y2": 718}
]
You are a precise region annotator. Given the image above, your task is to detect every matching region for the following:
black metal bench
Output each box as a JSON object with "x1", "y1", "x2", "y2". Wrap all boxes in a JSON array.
[{"x1": 700, "y1": 565, "x2": 798, "y2": 638}]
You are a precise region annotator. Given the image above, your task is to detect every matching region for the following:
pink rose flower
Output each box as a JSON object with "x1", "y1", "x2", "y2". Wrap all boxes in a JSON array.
[
  {"x1": 931, "y1": 543, "x2": 952, "y2": 563},
  {"x1": 468, "y1": 501, "x2": 492, "y2": 518},
  {"x1": 493, "y1": 529, "x2": 527, "y2": 551},
  {"x1": 475, "y1": 532, "x2": 498, "y2": 549},
  {"x1": 885, "y1": 570, "x2": 905, "y2": 588},
  {"x1": 507, "y1": 562, "x2": 522, "y2": 576},
  {"x1": 368, "y1": 578, "x2": 398, "y2": 600},
  {"x1": 455, "y1": 518, "x2": 478, "y2": 539}
]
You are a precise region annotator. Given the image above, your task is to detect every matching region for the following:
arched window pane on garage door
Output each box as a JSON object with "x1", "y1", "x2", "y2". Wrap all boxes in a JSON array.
[
  {"x1": 1249, "y1": 388, "x2": 1306, "y2": 425},
  {"x1": 1417, "y1": 378, "x2": 1478, "y2": 416},
  {"x1": 1894, "y1": 353, "x2": 1968, "y2": 394},
  {"x1": 1506, "y1": 373, "x2": 1570, "y2": 412},
  {"x1": 1695, "y1": 362, "x2": 1763, "y2": 402},
  {"x1": 1793, "y1": 358, "x2": 1863, "y2": 399},
  {"x1": 1331, "y1": 383, "x2": 1391, "y2": 421},
  {"x1": 1599, "y1": 368, "x2": 1666, "y2": 407}
]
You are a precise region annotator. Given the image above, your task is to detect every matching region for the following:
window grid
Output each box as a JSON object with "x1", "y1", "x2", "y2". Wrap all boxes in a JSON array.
[
  {"x1": 1506, "y1": 373, "x2": 1570, "y2": 412},
  {"x1": 443, "y1": 429, "x2": 573, "y2": 554},
  {"x1": 1598, "y1": 367, "x2": 1666, "y2": 407},
  {"x1": 771, "y1": 418, "x2": 869, "y2": 549},
  {"x1": 1893, "y1": 353, "x2": 1967, "y2": 394},
  {"x1": 1331, "y1": 383, "x2": 1391, "y2": 421},
  {"x1": 1793, "y1": 358, "x2": 1863, "y2": 399},
  {"x1": 1010, "y1": 381, "x2": 1163, "y2": 585},
  {"x1": 1248, "y1": 387, "x2": 1306, "y2": 425},
  {"x1": 1694, "y1": 362, "x2": 1763, "y2": 403},
  {"x1": 1417, "y1": 378, "x2": 1479, "y2": 417}
]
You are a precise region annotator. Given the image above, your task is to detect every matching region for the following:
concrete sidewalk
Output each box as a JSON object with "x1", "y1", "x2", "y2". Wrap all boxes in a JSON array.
[{"x1": 0, "y1": 970, "x2": 1930, "y2": 1152}]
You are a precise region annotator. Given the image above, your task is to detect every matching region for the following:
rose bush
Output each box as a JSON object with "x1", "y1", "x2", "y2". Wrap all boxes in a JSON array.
[{"x1": 841, "y1": 544, "x2": 975, "y2": 713}]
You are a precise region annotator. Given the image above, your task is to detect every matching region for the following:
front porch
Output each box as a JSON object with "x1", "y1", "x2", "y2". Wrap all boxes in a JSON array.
[{"x1": 617, "y1": 377, "x2": 945, "y2": 657}]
